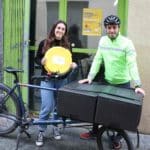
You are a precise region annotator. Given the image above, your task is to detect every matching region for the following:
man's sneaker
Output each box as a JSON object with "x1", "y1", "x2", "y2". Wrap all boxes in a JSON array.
[
  {"x1": 80, "y1": 131, "x2": 96, "y2": 140},
  {"x1": 53, "y1": 126, "x2": 61, "y2": 140},
  {"x1": 35, "y1": 131, "x2": 44, "y2": 146}
]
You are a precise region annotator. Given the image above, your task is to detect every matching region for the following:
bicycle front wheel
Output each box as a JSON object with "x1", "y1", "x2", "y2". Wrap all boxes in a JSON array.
[
  {"x1": 97, "y1": 126, "x2": 134, "y2": 150},
  {"x1": 0, "y1": 83, "x2": 21, "y2": 135}
]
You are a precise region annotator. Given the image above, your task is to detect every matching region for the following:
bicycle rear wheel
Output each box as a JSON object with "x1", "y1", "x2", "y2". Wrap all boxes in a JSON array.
[
  {"x1": 97, "y1": 126, "x2": 134, "y2": 150},
  {"x1": 0, "y1": 83, "x2": 21, "y2": 135}
]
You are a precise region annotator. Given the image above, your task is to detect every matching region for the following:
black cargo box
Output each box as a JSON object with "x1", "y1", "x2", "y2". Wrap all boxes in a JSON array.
[
  {"x1": 57, "y1": 81, "x2": 143, "y2": 131},
  {"x1": 95, "y1": 85, "x2": 143, "y2": 131},
  {"x1": 57, "y1": 82, "x2": 98, "y2": 123}
]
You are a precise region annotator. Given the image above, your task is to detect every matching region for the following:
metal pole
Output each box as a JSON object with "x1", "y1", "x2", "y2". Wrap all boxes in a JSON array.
[
  {"x1": 22, "y1": 0, "x2": 30, "y2": 104},
  {"x1": 0, "y1": 0, "x2": 3, "y2": 82}
]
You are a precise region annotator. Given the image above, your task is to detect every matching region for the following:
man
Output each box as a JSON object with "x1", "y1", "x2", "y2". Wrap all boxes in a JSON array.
[{"x1": 79, "y1": 15, "x2": 145, "y2": 149}]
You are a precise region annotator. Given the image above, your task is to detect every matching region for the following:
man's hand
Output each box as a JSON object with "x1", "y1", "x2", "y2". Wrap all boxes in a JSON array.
[
  {"x1": 78, "y1": 78, "x2": 92, "y2": 84},
  {"x1": 135, "y1": 87, "x2": 145, "y2": 96}
]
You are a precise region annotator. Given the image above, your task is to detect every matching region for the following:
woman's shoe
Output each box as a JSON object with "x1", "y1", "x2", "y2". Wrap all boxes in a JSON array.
[{"x1": 36, "y1": 131, "x2": 44, "y2": 146}]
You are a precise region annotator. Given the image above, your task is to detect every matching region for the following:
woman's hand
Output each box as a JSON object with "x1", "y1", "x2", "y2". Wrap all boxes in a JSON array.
[
  {"x1": 41, "y1": 57, "x2": 47, "y2": 65},
  {"x1": 78, "y1": 78, "x2": 92, "y2": 84},
  {"x1": 47, "y1": 72, "x2": 52, "y2": 76},
  {"x1": 70, "y1": 62, "x2": 77, "y2": 69},
  {"x1": 135, "y1": 87, "x2": 145, "y2": 96}
]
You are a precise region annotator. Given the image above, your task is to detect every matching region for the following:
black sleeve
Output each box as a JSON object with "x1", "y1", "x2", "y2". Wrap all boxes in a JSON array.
[{"x1": 34, "y1": 40, "x2": 45, "y2": 65}]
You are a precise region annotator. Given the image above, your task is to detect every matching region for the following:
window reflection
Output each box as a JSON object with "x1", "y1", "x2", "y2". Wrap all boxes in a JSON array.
[{"x1": 68, "y1": 24, "x2": 82, "y2": 48}]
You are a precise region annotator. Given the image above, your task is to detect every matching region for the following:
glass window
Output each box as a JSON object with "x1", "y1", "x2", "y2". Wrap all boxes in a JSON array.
[
  {"x1": 35, "y1": 0, "x2": 59, "y2": 45},
  {"x1": 67, "y1": 1, "x2": 88, "y2": 48},
  {"x1": 67, "y1": 0, "x2": 117, "y2": 49},
  {"x1": 47, "y1": 2, "x2": 59, "y2": 33}
]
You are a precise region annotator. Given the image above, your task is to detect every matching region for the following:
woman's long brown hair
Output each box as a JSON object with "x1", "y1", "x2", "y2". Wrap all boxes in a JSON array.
[{"x1": 42, "y1": 20, "x2": 70, "y2": 54}]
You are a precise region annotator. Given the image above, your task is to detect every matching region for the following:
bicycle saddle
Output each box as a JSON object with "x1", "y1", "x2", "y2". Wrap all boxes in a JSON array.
[{"x1": 5, "y1": 66, "x2": 23, "y2": 73}]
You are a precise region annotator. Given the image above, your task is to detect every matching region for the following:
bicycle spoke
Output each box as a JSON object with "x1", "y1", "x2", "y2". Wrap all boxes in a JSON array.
[
  {"x1": 0, "y1": 92, "x2": 17, "y2": 116},
  {"x1": 101, "y1": 130, "x2": 128, "y2": 149},
  {"x1": 0, "y1": 84, "x2": 20, "y2": 135},
  {"x1": 0, "y1": 116, "x2": 16, "y2": 131}
]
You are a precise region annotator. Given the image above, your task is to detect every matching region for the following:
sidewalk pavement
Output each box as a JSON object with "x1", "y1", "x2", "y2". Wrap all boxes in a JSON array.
[{"x1": 0, "y1": 125, "x2": 150, "y2": 150}]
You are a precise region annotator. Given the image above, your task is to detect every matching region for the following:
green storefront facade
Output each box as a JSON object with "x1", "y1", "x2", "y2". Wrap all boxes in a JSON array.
[{"x1": 1, "y1": 0, "x2": 128, "y2": 107}]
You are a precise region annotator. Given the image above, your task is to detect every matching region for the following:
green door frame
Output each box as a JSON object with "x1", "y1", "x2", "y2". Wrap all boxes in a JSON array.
[
  {"x1": 59, "y1": 0, "x2": 67, "y2": 21},
  {"x1": 118, "y1": 0, "x2": 129, "y2": 36}
]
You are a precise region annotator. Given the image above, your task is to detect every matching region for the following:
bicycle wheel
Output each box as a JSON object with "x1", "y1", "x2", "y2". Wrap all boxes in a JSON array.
[
  {"x1": 0, "y1": 83, "x2": 21, "y2": 135},
  {"x1": 97, "y1": 126, "x2": 134, "y2": 150}
]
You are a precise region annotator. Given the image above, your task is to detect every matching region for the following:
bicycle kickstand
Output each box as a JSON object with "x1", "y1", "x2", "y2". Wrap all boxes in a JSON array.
[{"x1": 15, "y1": 126, "x2": 31, "y2": 150}]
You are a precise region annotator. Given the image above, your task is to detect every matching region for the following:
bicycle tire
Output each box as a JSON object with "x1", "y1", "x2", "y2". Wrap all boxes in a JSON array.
[
  {"x1": 97, "y1": 126, "x2": 134, "y2": 150},
  {"x1": 0, "y1": 83, "x2": 21, "y2": 135}
]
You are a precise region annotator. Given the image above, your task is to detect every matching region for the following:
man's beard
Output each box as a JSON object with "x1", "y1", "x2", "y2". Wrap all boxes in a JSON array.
[{"x1": 108, "y1": 32, "x2": 119, "y2": 40}]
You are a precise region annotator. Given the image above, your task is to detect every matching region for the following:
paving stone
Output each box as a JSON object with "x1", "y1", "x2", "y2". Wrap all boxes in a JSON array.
[{"x1": 0, "y1": 125, "x2": 150, "y2": 150}]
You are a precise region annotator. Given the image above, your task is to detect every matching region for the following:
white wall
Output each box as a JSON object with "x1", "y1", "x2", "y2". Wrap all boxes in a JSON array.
[{"x1": 128, "y1": 0, "x2": 150, "y2": 134}]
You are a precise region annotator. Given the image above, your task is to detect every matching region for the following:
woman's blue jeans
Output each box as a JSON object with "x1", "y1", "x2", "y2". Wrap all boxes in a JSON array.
[{"x1": 38, "y1": 78, "x2": 67, "y2": 131}]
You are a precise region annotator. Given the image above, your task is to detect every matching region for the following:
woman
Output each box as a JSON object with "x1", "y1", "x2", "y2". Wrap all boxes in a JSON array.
[{"x1": 35, "y1": 20, "x2": 77, "y2": 147}]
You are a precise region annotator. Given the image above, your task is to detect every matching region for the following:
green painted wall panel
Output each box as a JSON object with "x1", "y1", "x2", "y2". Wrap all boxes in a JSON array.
[{"x1": 3, "y1": 0, "x2": 30, "y2": 104}]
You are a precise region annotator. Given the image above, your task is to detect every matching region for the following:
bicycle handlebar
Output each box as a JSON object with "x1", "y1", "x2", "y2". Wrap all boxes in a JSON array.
[
  {"x1": 31, "y1": 75, "x2": 50, "y2": 81},
  {"x1": 31, "y1": 74, "x2": 67, "y2": 81}
]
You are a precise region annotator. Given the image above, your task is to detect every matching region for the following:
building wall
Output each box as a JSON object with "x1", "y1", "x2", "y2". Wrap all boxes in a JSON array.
[{"x1": 128, "y1": 0, "x2": 150, "y2": 134}]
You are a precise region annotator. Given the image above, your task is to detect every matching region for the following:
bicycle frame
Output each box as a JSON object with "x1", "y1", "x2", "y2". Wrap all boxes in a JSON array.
[
  {"x1": 1, "y1": 67, "x2": 81, "y2": 126},
  {"x1": 1, "y1": 82, "x2": 59, "y2": 120},
  {"x1": 13, "y1": 83, "x2": 69, "y2": 124},
  {"x1": 18, "y1": 83, "x2": 71, "y2": 125}
]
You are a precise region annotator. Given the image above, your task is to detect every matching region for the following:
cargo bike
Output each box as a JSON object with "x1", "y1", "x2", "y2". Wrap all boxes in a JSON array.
[{"x1": 0, "y1": 67, "x2": 143, "y2": 150}]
